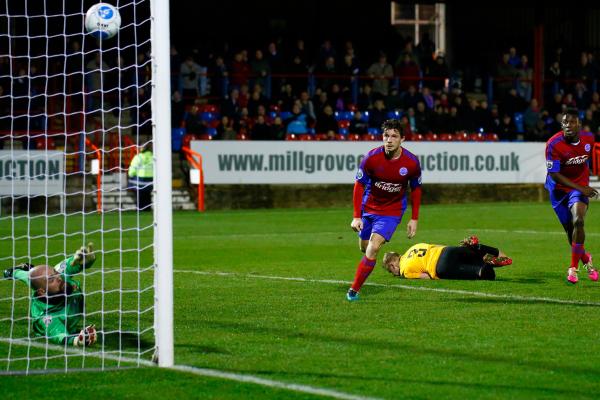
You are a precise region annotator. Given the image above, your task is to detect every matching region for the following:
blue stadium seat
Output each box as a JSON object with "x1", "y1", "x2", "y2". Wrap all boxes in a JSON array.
[
  {"x1": 361, "y1": 111, "x2": 369, "y2": 122},
  {"x1": 368, "y1": 127, "x2": 381, "y2": 135},
  {"x1": 280, "y1": 111, "x2": 293, "y2": 120},
  {"x1": 342, "y1": 111, "x2": 354, "y2": 120},
  {"x1": 334, "y1": 111, "x2": 343, "y2": 121},
  {"x1": 268, "y1": 111, "x2": 278, "y2": 119},
  {"x1": 579, "y1": 110, "x2": 585, "y2": 121},
  {"x1": 338, "y1": 127, "x2": 349, "y2": 136},
  {"x1": 307, "y1": 127, "x2": 316, "y2": 134},
  {"x1": 513, "y1": 112, "x2": 524, "y2": 133},
  {"x1": 200, "y1": 112, "x2": 217, "y2": 122},
  {"x1": 206, "y1": 127, "x2": 217, "y2": 137},
  {"x1": 387, "y1": 110, "x2": 402, "y2": 120},
  {"x1": 171, "y1": 128, "x2": 186, "y2": 151}
]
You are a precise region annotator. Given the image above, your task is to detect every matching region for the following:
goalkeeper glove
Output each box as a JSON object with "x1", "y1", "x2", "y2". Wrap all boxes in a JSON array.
[
  {"x1": 73, "y1": 324, "x2": 97, "y2": 347},
  {"x1": 459, "y1": 235, "x2": 479, "y2": 247},
  {"x1": 73, "y1": 242, "x2": 95, "y2": 268},
  {"x1": 3, "y1": 263, "x2": 34, "y2": 279}
]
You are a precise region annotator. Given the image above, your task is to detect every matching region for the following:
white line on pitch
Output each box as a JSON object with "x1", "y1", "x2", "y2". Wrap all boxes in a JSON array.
[
  {"x1": 176, "y1": 270, "x2": 600, "y2": 307},
  {"x1": 0, "y1": 338, "x2": 380, "y2": 400}
]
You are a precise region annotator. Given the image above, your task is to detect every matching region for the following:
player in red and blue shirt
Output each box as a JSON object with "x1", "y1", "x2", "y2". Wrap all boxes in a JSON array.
[
  {"x1": 347, "y1": 119, "x2": 422, "y2": 300},
  {"x1": 545, "y1": 108, "x2": 599, "y2": 284}
]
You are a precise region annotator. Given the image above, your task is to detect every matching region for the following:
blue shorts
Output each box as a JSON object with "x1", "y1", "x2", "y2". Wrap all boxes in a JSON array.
[
  {"x1": 359, "y1": 213, "x2": 403, "y2": 241},
  {"x1": 549, "y1": 190, "x2": 588, "y2": 226}
]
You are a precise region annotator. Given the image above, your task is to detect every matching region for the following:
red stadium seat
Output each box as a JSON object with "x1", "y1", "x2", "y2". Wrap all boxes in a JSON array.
[
  {"x1": 270, "y1": 104, "x2": 280, "y2": 112},
  {"x1": 198, "y1": 133, "x2": 213, "y2": 140},
  {"x1": 338, "y1": 120, "x2": 351, "y2": 129},
  {"x1": 347, "y1": 103, "x2": 358, "y2": 112},
  {"x1": 315, "y1": 133, "x2": 330, "y2": 141},
  {"x1": 361, "y1": 133, "x2": 380, "y2": 141},
  {"x1": 411, "y1": 133, "x2": 425, "y2": 141},
  {"x1": 485, "y1": 133, "x2": 499, "y2": 141},
  {"x1": 298, "y1": 134, "x2": 314, "y2": 141},
  {"x1": 236, "y1": 132, "x2": 250, "y2": 140},
  {"x1": 469, "y1": 132, "x2": 485, "y2": 141},
  {"x1": 439, "y1": 133, "x2": 453, "y2": 141},
  {"x1": 334, "y1": 133, "x2": 347, "y2": 141},
  {"x1": 286, "y1": 133, "x2": 298, "y2": 141},
  {"x1": 453, "y1": 132, "x2": 469, "y2": 141},
  {"x1": 425, "y1": 133, "x2": 439, "y2": 141},
  {"x1": 346, "y1": 133, "x2": 362, "y2": 141}
]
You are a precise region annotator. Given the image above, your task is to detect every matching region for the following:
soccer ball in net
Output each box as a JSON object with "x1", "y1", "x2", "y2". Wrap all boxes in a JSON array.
[{"x1": 85, "y1": 3, "x2": 121, "y2": 39}]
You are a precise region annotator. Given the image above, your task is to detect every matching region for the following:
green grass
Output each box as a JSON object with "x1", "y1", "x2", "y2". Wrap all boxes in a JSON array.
[{"x1": 3, "y1": 202, "x2": 600, "y2": 399}]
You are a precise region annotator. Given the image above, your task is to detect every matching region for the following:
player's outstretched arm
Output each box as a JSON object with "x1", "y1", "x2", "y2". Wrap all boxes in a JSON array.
[
  {"x1": 73, "y1": 242, "x2": 96, "y2": 269},
  {"x1": 3, "y1": 263, "x2": 34, "y2": 284}
]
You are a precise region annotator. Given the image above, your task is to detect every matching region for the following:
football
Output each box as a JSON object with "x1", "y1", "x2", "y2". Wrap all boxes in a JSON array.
[{"x1": 85, "y1": 3, "x2": 121, "y2": 39}]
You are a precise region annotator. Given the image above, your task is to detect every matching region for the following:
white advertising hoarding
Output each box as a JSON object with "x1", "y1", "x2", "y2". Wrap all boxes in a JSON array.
[
  {"x1": 0, "y1": 150, "x2": 65, "y2": 195},
  {"x1": 190, "y1": 141, "x2": 547, "y2": 184}
]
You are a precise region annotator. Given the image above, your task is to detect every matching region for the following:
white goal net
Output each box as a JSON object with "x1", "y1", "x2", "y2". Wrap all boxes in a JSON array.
[{"x1": 0, "y1": 0, "x2": 173, "y2": 374}]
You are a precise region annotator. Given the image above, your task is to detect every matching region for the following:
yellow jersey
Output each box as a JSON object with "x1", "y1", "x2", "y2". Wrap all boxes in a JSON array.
[{"x1": 399, "y1": 243, "x2": 446, "y2": 279}]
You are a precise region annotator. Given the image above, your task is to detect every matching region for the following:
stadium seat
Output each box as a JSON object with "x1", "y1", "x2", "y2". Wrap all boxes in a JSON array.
[
  {"x1": 386, "y1": 110, "x2": 402, "y2": 120},
  {"x1": 361, "y1": 111, "x2": 370, "y2": 122},
  {"x1": 197, "y1": 133, "x2": 213, "y2": 140},
  {"x1": 513, "y1": 112, "x2": 524, "y2": 133},
  {"x1": 338, "y1": 120, "x2": 350, "y2": 129},
  {"x1": 439, "y1": 133, "x2": 453, "y2": 141},
  {"x1": 279, "y1": 111, "x2": 293, "y2": 120},
  {"x1": 485, "y1": 133, "x2": 499, "y2": 141},
  {"x1": 334, "y1": 133, "x2": 347, "y2": 140},
  {"x1": 286, "y1": 133, "x2": 299, "y2": 140},
  {"x1": 307, "y1": 127, "x2": 316, "y2": 134},
  {"x1": 268, "y1": 111, "x2": 278, "y2": 120},
  {"x1": 425, "y1": 133, "x2": 439, "y2": 141},
  {"x1": 346, "y1": 133, "x2": 362, "y2": 141},
  {"x1": 367, "y1": 127, "x2": 380, "y2": 135},
  {"x1": 579, "y1": 110, "x2": 585, "y2": 121},
  {"x1": 236, "y1": 132, "x2": 249, "y2": 140},
  {"x1": 338, "y1": 127, "x2": 349, "y2": 136},
  {"x1": 201, "y1": 104, "x2": 218, "y2": 113},
  {"x1": 206, "y1": 127, "x2": 217, "y2": 137},
  {"x1": 411, "y1": 133, "x2": 425, "y2": 141},
  {"x1": 171, "y1": 128, "x2": 186, "y2": 151},
  {"x1": 453, "y1": 132, "x2": 469, "y2": 141},
  {"x1": 270, "y1": 104, "x2": 280, "y2": 112},
  {"x1": 347, "y1": 103, "x2": 358, "y2": 112},
  {"x1": 298, "y1": 134, "x2": 314, "y2": 141},
  {"x1": 361, "y1": 133, "x2": 381, "y2": 141},
  {"x1": 469, "y1": 132, "x2": 485, "y2": 141},
  {"x1": 315, "y1": 133, "x2": 330, "y2": 141}
]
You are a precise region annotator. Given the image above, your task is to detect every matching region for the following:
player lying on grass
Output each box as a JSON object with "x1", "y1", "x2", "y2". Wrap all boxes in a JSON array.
[
  {"x1": 2, "y1": 243, "x2": 97, "y2": 347},
  {"x1": 382, "y1": 236, "x2": 512, "y2": 280}
]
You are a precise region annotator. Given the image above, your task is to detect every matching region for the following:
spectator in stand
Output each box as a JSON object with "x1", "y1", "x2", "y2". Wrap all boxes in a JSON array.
[
  {"x1": 357, "y1": 84, "x2": 374, "y2": 110},
  {"x1": 238, "y1": 83, "x2": 250, "y2": 109},
  {"x1": 399, "y1": 114, "x2": 413, "y2": 137},
  {"x1": 269, "y1": 116, "x2": 286, "y2": 140},
  {"x1": 340, "y1": 54, "x2": 359, "y2": 93},
  {"x1": 502, "y1": 88, "x2": 528, "y2": 117},
  {"x1": 517, "y1": 54, "x2": 533, "y2": 100},
  {"x1": 498, "y1": 114, "x2": 517, "y2": 141},
  {"x1": 171, "y1": 91, "x2": 185, "y2": 129},
  {"x1": 486, "y1": 104, "x2": 502, "y2": 133},
  {"x1": 548, "y1": 60, "x2": 562, "y2": 86},
  {"x1": 562, "y1": 92, "x2": 577, "y2": 109},
  {"x1": 314, "y1": 90, "x2": 332, "y2": 116},
  {"x1": 430, "y1": 104, "x2": 447, "y2": 134},
  {"x1": 446, "y1": 106, "x2": 461, "y2": 133},
  {"x1": 329, "y1": 83, "x2": 347, "y2": 111},
  {"x1": 496, "y1": 53, "x2": 517, "y2": 103},
  {"x1": 277, "y1": 83, "x2": 296, "y2": 112},
  {"x1": 288, "y1": 54, "x2": 309, "y2": 94},
  {"x1": 318, "y1": 56, "x2": 337, "y2": 93},
  {"x1": 463, "y1": 99, "x2": 481, "y2": 133},
  {"x1": 210, "y1": 56, "x2": 229, "y2": 99},
  {"x1": 368, "y1": 98, "x2": 388, "y2": 130},
  {"x1": 291, "y1": 39, "x2": 309, "y2": 67},
  {"x1": 439, "y1": 92, "x2": 449, "y2": 108},
  {"x1": 547, "y1": 92, "x2": 565, "y2": 118},
  {"x1": 215, "y1": 115, "x2": 237, "y2": 140},
  {"x1": 507, "y1": 47, "x2": 520, "y2": 67},
  {"x1": 184, "y1": 105, "x2": 208, "y2": 137},
  {"x1": 582, "y1": 108, "x2": 599, "y2": 134},
  {"x1": 426, "y1": 53, "x2": 449, "y2": 93},
  {"x1": 349, "y1": 111, "x2": 369, "y2": 135},
  {"x1": 401, "y1": 85, "x2": 424, "y2": 110},
  {"x1": 221, "y1": 87, "x2": 241, "y2": 119},
  {"x1": 250, "y1": 114, "x2": 271, "y2": 140},
  {"x1": 406, "y1": 108, "x2": 417, "y2": 133},
  {"x1": 367, "y1": 54, "x2": 394, "y2": 97},
  {"x1": 545, "y1": 112, "x2": 563, "y2": 137},
  {"x1": 250, "y1": 49, "x2": 270, "y2": 90},
  {"x1": 529, "y1": 115, "x2": 550, "y2": 142},
  {"x1": 247, "y1": 86, "x2": 269, "y2": 117},
  {"x1": 267, "y1": 42, "x2": 284, "y2": 94},
  {"x1": 592, "y1": 92, "x2": 600, "y2": 108},
  {"x1": 284, "y1": 102, "x2": 308, "y2": 130},
  {"x1": 396, "y1": 53, "x2": 421, "y2": 93},
  {"x1": 396, "y1": 40, "x2": 419, "y2": 67},
  {"x1": 385, "y1": 87, "x2": 403, "y2": 111},
  {"x1": 421, "y1": 87, "x2": 434, "y2": 110},
  {"x1": 317, "y1": 40, "x2": 337, "y2": 70},
  {"x1": 573, "y1": 52, "x2": 595, "y2": 89},
  {"x1": 230, "y1": 51, "x2": 251, "y2": 88},
  {"x1": 523, "y1": 98, "x2": 541, "y2": 135},
  {"x1": 170, "y1": 46, "x2": 181, "y2": 93},
  {"x1": 477, "y1": 100, "x2": 492, "y2": 132},
  {"x1": 414, "y1": 101, "x2": 431, "y2": 133},
  {"x1": 415, "y1": 32, "x2": 436, "y2": 72},
  {"x1": 574, "y1": 82, "x2": 591, "y2": 110},
  {"x1": 315, "y1": 104, "x2": 338, "y2": 139},
  {"x1": 299, "y1": 91, "x2": 316, "y2": 122},
  {"x1": 180, "y1": 56, "x2": 203, "y2": 105}
]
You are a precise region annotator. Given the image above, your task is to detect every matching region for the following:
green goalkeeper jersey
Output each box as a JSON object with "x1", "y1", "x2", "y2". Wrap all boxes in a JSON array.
[{"x1": 14, "y1": 256, "x2": 94, "y2": 345}]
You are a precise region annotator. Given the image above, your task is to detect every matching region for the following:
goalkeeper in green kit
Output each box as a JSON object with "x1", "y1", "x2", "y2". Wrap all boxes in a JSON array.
[{"x1": 3, "y1": 243, "x2": 97, "y2": 347}]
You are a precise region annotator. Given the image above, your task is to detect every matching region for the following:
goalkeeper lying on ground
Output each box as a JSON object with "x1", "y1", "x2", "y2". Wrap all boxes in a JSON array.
[{"x1": 3, "y1": 243, "x2": 97, "y2": 347}]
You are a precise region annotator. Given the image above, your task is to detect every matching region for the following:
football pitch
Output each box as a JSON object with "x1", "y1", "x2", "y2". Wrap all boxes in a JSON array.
[{"x1": 3, "y1": 201, "x2": 600, "y2": 399}]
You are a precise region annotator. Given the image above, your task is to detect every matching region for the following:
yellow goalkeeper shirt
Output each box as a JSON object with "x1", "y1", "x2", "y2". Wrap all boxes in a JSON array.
[{"x1": 399, "y1": 243, "x2": 446, "y2": 279}]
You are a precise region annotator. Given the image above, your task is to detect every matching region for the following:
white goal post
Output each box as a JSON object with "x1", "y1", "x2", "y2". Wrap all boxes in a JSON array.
[{"x1": 0, "y1": 0, "x2": 173, "y2": 373}]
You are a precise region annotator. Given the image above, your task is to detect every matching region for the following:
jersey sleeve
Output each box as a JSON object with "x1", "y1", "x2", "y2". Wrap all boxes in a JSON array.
[
  {"x1": 409, "y1": 159, "x2": 422, "y2": 190},
  {"x1": 402, "y1": 271, "x2": 425, "y2": 279},
  {"x1": 54, "y1": 256, "x2": 83, "y2": 276},
  {"x1": 355, "y1": 155, "x2": 371, "y2": 185},
  {"x1": 13, "y1": 269, "x2": 31, "y2": 286},
  {"x1": 545, "y1": 144, "x2": 561, "y2": 173}
]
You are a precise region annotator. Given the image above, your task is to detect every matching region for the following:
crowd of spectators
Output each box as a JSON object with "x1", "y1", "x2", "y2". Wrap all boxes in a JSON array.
[{"x1": 172, "y1": 38, "x2": 600, "y2": 143}]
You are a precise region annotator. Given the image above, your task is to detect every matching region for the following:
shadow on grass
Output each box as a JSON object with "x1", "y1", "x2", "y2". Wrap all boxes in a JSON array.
[
  {"x1": 101, "y1": 332, "x2": 154, "y2": 351},
  {"x1": 199, "y1": 319, "x2": 600, "y2": 378},
  {"x1": 175, "y1": 343, "x2": 231, "y2": 355}
]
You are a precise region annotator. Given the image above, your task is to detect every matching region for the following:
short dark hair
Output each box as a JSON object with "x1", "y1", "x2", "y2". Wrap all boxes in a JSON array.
[
  {"x1": 563, "y1": 107, "x2": 579, "y2": 119},
  {"x1": 381, "y1": 119, "x2": 404, "y2": 137}
]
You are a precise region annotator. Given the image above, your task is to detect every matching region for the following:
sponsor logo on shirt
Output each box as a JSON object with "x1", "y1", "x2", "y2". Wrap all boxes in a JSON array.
[
  {"x1": 374, "y1": 181, "x2": 403, "y2": 192},
  {"x1": 565, "y1": 155, "x2": 589, "y2": 165},
  {"x1": 585, "y1": 143, "x2": 591, "y2": 152},
  {"x1": 42, "y1": 315, "x2": 53, "y2": 327},
  {"x1": 356, "y1": 168, "x2": 364, "y2": 180},
  {"x1": 546, "y1": 161, "x2": 554, "y2": 170},
  {"x1": 399, "y1": 167, "x2": 408, "y2": 176}
]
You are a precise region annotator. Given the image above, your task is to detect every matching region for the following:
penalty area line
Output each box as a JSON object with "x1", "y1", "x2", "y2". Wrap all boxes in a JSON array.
[
  {"x1": 0, "y1": 338, "x2": 380, "y2": 400},
  {"x1": 176, "y1": 270, "x2": 600, "y2": 307}
]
